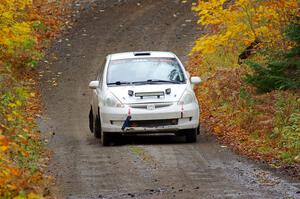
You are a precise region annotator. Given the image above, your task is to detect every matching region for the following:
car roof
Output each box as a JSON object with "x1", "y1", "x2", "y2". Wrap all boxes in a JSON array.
[{"x1": 109, "y1": 51, "x2": 176, "y2": 60}]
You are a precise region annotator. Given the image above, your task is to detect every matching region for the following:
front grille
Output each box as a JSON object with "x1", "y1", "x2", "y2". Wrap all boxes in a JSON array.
[{"x1": 128, "y1": 119, "x2": 178, "y2": 127}]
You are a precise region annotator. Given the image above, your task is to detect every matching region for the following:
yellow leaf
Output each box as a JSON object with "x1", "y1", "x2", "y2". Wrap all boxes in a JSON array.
[
  {"x1": 7, "y1": 114, "x2": 14, "y2": 122},
  {"x1": 214, "y1": 126, "x2": 222, "y2": 134},
  {"x1": 0, "y1": 146, "x2": 8, "y2": 152},
  {"x1": 16, "y1": 100, "x2": 22, "y2": 106},
  {"x1": 8, "y1": 103, "x2": 16, "y2": 108},
  {"x1": 27, "y1": 192, "x2": 40, "y2": 199}
]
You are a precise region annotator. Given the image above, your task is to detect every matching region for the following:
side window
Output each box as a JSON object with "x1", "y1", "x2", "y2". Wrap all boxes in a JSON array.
[{"x1": 97, "y1": 59, "x2": 106, "y2": 88}]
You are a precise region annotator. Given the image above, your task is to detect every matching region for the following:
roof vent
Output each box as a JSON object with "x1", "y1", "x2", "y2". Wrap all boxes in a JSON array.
[{"x1": 134, "y1": 52, "x2": 151, "y2": 56}]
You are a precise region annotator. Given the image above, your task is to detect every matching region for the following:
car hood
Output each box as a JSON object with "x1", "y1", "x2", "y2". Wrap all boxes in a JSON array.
[{"x1": 108, "y1": 84, "x2": 188, "y2": 104}]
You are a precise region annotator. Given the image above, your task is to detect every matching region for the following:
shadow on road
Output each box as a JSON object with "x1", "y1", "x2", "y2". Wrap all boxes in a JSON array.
[{"x1": 87, "y1": 131, "x2": 215, "y2": 147}]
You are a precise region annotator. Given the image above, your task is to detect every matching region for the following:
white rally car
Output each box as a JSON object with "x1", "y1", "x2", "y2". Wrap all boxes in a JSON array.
[{"x1": 89, "y1": 51, "x2": 201, "y2": 146}]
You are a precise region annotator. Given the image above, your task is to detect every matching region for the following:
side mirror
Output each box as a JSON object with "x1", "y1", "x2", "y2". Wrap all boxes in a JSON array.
[
  {"x1": 191, "y1": 76, "x2": 201, "y2": 85},
  {"x1": 89, "y1": 81, "x2": 99, "y2": 89}
]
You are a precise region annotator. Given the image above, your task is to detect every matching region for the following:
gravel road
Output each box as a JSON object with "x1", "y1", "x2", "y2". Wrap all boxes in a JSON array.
[{"x1": 39, "y1": 0, "x2": 300, "y2": 198}]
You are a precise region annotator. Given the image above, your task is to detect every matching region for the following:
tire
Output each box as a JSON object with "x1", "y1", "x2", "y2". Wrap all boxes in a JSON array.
[
  {"x1": 89, "y1": 107, "x2": 94, "y2": 133},
  {"x1": 94, "y1": 115, "x2": 101, "y2": 139},
  {"x1": 185, "y1": 128, "x2": 197, "y2": 143},
  {"x1": 101, "y1": 131, "x2": 110, "y2": 146}
]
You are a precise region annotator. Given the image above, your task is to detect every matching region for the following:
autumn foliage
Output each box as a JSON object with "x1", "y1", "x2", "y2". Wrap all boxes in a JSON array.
[
  {"x1": 191, "y1": 0, "x2": 299, "y2": 74},
  {"x1": 189, "y1": 0, "x2": 300, "y2": 168},
  {"x1": 0, "y1": 75, "x2": 44, "y2": 198},
  {"x1": 0, "y1": 0, "x2": 73, "y2": 197}
]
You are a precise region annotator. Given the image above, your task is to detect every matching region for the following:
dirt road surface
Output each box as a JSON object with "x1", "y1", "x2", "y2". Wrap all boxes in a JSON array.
[{"x1": 39, "y1": 0, "x2": 300, "y2": 198}]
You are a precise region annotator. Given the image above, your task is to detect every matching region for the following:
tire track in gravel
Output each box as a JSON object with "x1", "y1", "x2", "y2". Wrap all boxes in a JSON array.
[{"x1": 38, "y1": 0, "x2": 300, "y2": 198}]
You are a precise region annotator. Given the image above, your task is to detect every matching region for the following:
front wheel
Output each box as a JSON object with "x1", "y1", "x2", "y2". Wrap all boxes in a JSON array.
[
  {"x1": 94, "y1": 115, "x2": 101, "y2": 139},
  {"x1": 185, "y1": 128, "x2": 197, "y2": 143}
]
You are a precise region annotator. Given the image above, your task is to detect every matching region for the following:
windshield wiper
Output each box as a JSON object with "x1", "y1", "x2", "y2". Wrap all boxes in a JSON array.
[
  {"x1": 133, "y1": 79, "x2": 182, "y2": 84},
  {"x1": 107, "y1": 81, "x2": 131, "y2": 85}
]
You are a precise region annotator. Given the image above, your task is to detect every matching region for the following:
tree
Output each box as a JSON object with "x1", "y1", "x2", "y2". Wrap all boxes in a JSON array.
[
  {"x1": 191, "y1": 0, "x2": 299, "y2": 73},
  {"x1": 245, "y1": 21, "x2": 300, "y2": 92}
]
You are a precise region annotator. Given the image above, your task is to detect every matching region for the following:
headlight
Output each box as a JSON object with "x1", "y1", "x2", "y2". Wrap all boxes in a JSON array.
[
  {"x1": 104, "y1": 93, "x2": 124, "y2": 108},
  {"x1": 178, "y1": 90, "x2": 195, "y2": 105}
]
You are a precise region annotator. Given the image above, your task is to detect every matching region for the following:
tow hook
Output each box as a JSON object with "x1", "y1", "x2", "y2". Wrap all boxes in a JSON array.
[{"x1": 121, "y1": 108, "x2": 132, "y2": 131}]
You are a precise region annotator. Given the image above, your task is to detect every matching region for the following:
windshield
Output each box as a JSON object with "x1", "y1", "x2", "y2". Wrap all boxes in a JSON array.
[{"x1": 106, "y1": 58, "x2": 186, "y2": 85}]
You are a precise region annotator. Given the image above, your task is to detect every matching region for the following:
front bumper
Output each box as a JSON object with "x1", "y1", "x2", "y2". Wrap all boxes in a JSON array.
[{"x1": 100, "y1": 102, "x2": 199, "y2": 133}]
